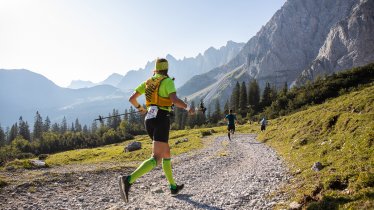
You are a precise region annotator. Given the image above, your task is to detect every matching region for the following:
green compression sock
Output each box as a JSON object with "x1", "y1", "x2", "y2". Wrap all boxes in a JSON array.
[
  {"x1": 128, "y1": 157, "x2": 157, "y2": 184},
  {"x1": 162, "y1": 158, "x2": 176, "y2": 189}
]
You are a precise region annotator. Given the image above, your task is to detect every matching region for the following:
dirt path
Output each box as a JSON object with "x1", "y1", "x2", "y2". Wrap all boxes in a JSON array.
[{"x1": 0, "y1": 134, "x2": 291, "y2": 210}]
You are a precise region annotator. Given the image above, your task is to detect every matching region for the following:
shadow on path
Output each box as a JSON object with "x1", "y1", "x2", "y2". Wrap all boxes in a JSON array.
[{"x1": 174, "y1": 194, "x2": 223, "y2": 210}]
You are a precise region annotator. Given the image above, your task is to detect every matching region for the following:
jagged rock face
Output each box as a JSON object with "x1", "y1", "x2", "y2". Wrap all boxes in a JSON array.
[
  {"x1": 297, "y1": 0, "x2": 374, "y2": 84},
  {"x1": 247, "y1": 0, "x2": 358, "y2": 85},
  {"x1": 179, "y1": 0, "x2": 372, "y2": 106}
]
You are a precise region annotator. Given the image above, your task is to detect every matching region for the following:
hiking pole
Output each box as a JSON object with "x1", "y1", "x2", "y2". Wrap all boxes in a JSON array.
[{"x1": 94, "y1": 111, "x2": 141, "y2": 123}]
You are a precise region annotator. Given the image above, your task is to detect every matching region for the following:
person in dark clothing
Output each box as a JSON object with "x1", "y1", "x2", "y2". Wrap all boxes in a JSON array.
[
  {"x1": 260, "y1": 117, "x2": 267, "y2": 131},
  {"x1": 225, "y1": 109, "x2": 237, "y2": 140}
]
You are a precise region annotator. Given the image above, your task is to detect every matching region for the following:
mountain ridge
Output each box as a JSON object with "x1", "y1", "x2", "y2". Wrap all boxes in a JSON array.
[{"x1": 179, "y1": 0, "x2": 373, "y2": 108}]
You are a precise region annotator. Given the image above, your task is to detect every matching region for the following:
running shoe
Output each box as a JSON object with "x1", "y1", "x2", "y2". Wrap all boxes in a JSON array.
[
  {"x1": 119, "y1": 175, "x2": 131, "y2": 202},
  {"x1": 170, "y1": 184, "x2": 184, "y2": 195}
]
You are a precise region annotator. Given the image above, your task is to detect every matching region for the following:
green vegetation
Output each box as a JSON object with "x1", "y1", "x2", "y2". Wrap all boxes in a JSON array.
[
  {"x1": 44, "y1": 128, "x2": 223, "y2": 166},
  {"x1": 257, "y1": 85, "x2": 374, "y2": 209},
  {"x1": 0, "y1": 177, "x2": 8, "y2": 188}
]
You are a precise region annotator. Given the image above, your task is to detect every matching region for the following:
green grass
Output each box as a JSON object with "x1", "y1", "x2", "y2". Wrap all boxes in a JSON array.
[
  {"x1": 256, "y1": 85, "x2": 374, "y2": 209},
  {"x1": 44, "y1": 127, "x2": 230, "y2": 166}
]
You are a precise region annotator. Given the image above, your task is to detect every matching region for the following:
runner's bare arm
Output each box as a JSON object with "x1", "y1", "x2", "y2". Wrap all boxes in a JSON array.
[{"x1": 169, "y1": 92, "x2": 194, "y2": 114}]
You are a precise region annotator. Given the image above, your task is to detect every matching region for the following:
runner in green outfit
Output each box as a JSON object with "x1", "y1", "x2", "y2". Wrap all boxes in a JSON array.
[{"x1": 119, "y1": 58, "x2": 194, "y2": 203}]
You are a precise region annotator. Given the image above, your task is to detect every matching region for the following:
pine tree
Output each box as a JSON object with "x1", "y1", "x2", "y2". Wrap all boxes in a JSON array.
[
  {"x1": 74, "y1": 118, "x2": 82, "y2": 132},
  {"x1": 83, "y1": 125, "x2": 89, "y2": 134},
  {"x1": 282, "y1": 82, "x2": 288, "y2": 96},
  {"x1": 261, "y1": 82, "x2": 272, "y2": 109},
  {"x1": 0, "y1": 124, "x2": 6, "y2": 146},
  {"x1": 43, "y1": 116, "x2": 51, "y2": 132},
  {"x1": 123, "y1": 109, "x2": 129, "y2": 122},
  {"x1": 211, "y1": 99, "x2": 222, "y2": 123},
  {"x1": 51, "y1": 123, "x2": 60, "y2": 133},
  {"x1": 8, "y1": 123, "x2": 18, "y2": 143},
  {"x1": 224, "y1": 99, "x2": 229, "y2": 114},
  {"x1": 248, "y1": 79, "x2": 260, "y2": 113},
  {"x1": 110, "y1": 109, "x2": 121, "y2": 129},
  {"x1": 70, "y1": 122, "x2": 75, "y2": 132},
  {"x1": 19, "y1": 117, "x2": 31, "y2": 141},
  {"x1": 91, "y1": 121, "x2": 98, "y2": 134},
  {"x1": 230, "y1": 81, "x2": 240, "y2": 112},
  {"x1": 239, "y1": 81, "x2": 248, "y2": 117},
  {"x1": 61, "y1": 117, "x2": 68, "y2": 134},
  {"x1": 33, "y1": 111, "x2": 43, "y2": 140}
]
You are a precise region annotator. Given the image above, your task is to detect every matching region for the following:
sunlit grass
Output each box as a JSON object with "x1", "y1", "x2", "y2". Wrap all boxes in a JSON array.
[{"x1": 256, "y1": 85, "x2": 374, "y2": 209}]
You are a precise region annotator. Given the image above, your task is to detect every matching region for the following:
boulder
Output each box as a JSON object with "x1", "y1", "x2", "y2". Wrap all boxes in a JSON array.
[
  {"x1": 125, "y1": 142, "x2": 142, "y2": 152},
  {"x1": 29, "y1": 160, "x2": 47, "y2": 168}
]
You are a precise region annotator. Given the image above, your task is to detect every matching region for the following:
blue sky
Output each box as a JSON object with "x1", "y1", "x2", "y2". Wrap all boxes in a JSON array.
[{"x1": 0, "y1": 0, "x2": 285, "y2": 87}]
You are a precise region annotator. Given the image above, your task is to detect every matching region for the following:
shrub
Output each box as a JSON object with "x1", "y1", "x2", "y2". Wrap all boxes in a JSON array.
[{"x1": 0, "y1": 179, "x2": 8, "y2": 188}]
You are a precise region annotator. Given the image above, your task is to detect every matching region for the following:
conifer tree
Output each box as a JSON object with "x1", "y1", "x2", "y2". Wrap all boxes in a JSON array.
[
  {"x1": 224, "y1": 99, "x2": 229, "y2": 113},
  {"x1": 19, "y1": 117, "x2": 31, "y2": 141},
  {"x1": 212, "y1": 99, "x2": 222, "y2": 123},
  {"x1": 61, "y1": 117, "x2": 68, "y2": 134},
  {"x1": 248, "y1": 79, "x2": 260, "y2": 112},
  {"x1": 8, "y1": 123, "x2": 18, "y2": 143},
  {"x1": 230, "y1": 81, "x2": 240, "y2": 112},
  {"x1": 110, "y1": 109, "x2": 121, "y2": 129},
  {"x1": 74, "y1": 118, "x2": 82, "y2": 132},
  {"x1": 83, "y1": 125, "x2": 89, "y2": 134},
  {"x1": 43, "y1": 116, "x2": 51, "y2": 132},
  {"x1": 91, "y1": 120, "x2": 98, "y2": 133},
  {"x1": 261, "y1": 82, "x2": 273, "y2": 109},
  {"x1": 33, "y1": 111, "x2": 43, "y2": 140},
  {"x1": 282, "y1": 82, "x2": 288, "y2": 96},
  {"x1": 0, "y1": 125, "x2": 6, "y2": 146},
  {"x1": 70, "y1": 122, "x2": 75, "y2": 132},
  {"x1": 239, "y1": 81, "x2": 248, "y2": 117},
  {"x1": 51, "y1": 123, "x2": 60, "y2": 133}
]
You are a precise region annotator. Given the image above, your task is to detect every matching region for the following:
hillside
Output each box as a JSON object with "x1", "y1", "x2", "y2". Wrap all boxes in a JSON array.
[{"x1": 258, "y1": 85, "x2": 374, "y2": 209}]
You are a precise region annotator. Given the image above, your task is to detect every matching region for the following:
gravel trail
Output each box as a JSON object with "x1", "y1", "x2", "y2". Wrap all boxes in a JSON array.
[{"x1": 0, "y1": 134, "x2": 291, "y2": 210}]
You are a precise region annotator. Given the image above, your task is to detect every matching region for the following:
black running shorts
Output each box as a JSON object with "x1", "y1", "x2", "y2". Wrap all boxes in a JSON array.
[
  {"x1": 145, "y1": 109, "x2": 170, "y2": 143},
  {"x1": 227, "y1": 124, "x2": 235, "y2": 131}
]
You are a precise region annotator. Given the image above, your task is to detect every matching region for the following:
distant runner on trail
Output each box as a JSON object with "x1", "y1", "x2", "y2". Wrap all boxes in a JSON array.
[
  {"x1": 225, "y1": 109, "x2": 237, "y2": 140},
  {"x1": 119, "y1": 58, "x2": 194, "y2": 203},
  {"x1": 260, "y1": 117, "x2": 267, "y2": 132}
]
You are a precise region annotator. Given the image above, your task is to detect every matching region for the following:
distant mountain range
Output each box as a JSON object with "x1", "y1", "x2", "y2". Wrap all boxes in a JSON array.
[
  {"x1": 0, "y1": 41, "x2": 244, "y2": 128},
  {"x1": 0, "y1": 69, "x2": 131, "y2": 128},
  {"x1": 67, "y1": 73, "x2": 124, "y2": 89},
  {"x1": 179, "y1": 0, "x2": 374, "y2": 107}
]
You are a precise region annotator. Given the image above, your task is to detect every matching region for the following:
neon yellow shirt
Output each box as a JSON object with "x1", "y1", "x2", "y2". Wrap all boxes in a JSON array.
[{"x1": 135, "y1": 74, "x2": 176, "y2": 111}]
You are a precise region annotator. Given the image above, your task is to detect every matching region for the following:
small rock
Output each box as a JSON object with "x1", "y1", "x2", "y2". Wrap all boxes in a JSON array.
[
  {"x1": 101, "y1": 197, "x2": 110, "y2": 202},
  {"x1": 78, "y1": 197, "x2": 84, "y2": 202},
  {"x1": 78, "y1": 176, "x2": 84, "y2": 181},
  {"x1": 312, "y1": 162, "x2": 323, "y2": 171},
  {"x1": 289, "y1": 201, "x2": 302, "y2": 209},
  {"x1": 151, "y1": 188, "x2": 164, "y2": 193}
]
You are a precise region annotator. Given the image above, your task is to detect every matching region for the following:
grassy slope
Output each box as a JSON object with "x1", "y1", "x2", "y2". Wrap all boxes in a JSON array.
[
  {"x1": 1, "y1": 85, "x2": 372, "y2": 209},
  {"x1": 257, "y1": 85, "x2": 374, "y2": 209}
]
